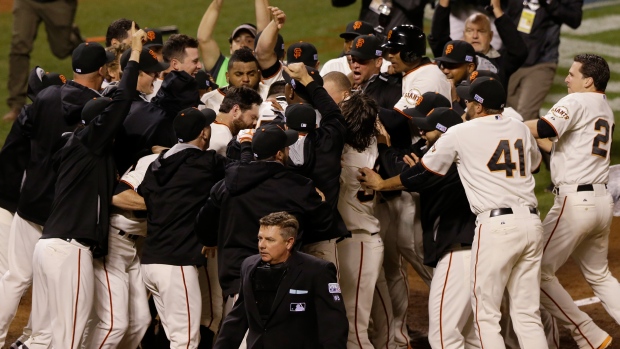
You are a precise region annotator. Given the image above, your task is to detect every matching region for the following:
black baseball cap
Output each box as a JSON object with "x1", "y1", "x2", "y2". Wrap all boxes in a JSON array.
[
  {"x1": 285, "y1": 103, "x2": 316, "y2": 132},
  {"x1": 72, "y1": 42, "x2": 115, "y2": 74},
  {"x1": 402, "y1": 92, "x2": 452, "y2": 119},
  {"x1": 435, "y1": 40, "x2": 475, "y2": 65},
  {"x1": 144, "y1": 28, "x2": 164, "y2": 48},
  {"x1": 287, "y1": 42, "x2": 318, "y2": 67},
  {"x1": 229, "y1": 23, "x2": 257, "y2": 43},
  {"x1": 28, "y1": 66, "x2": 67, "y2": 101},
  {"x1": 459, "y1": 77, "x2": 506, "y2": 109},
  {"x1": 340, "y1": 20, "x2": 375, "y2": 40},
  {"x1": 410, "y1": 107, "x2": 462, "y2": 133},
  {"x1": 282, "y1": 66, "x2": 323, "y2": 103},
  {"x1": 173, "y1": 107, "x2": 217, "y2": 143},
  {"x1": 255, "y1": 31, "x2": 285, "y2": 60},
  {"x1": 456, "y1": 70, "x2": 503, "y2": 103},
  {"x1": 348, "y1": 35, "x2": 383, "y2": 60},
  {"x1": 195, "y1": 70, "x2": 218, "y2": 90},
  {"x1": 252, "y1": 124, "x2": 299, "y2": 160},
  {"x1": 120, "y1": 47, "x2": 169, "y2": 73},
  {"x1": 82, "y1": 97, "x2": 114, "y2": 126}
]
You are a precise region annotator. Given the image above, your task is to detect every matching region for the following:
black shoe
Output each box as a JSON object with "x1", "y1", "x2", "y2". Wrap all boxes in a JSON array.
[{"x1": 10, "y1": 340, "x2": 22, "y2": 349}]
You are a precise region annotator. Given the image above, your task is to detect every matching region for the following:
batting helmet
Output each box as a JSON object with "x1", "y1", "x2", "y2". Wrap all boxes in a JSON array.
[{"x1": 382, "y1": 25, "x2": 426, "y2": 63}]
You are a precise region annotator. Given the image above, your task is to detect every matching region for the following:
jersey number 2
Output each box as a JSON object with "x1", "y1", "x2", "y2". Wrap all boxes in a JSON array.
[
  {"x1": 487, "y1": 139, "x2": 525, "y2": 177},
  {"x1": 592, "y1": 119, "x2": 611, "y2": 158}
]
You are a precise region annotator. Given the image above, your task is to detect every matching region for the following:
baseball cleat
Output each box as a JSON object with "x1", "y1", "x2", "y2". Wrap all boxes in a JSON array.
[
  {"x1": 598, "y1": 335, "x2": 612, "y2": 349},
  {"x1": 9, "y1": 340, "x2": 22, "y2": 349}
]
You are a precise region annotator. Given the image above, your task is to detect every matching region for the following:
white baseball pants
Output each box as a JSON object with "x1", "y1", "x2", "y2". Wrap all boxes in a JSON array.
[
  {"x1": 0, "y1": 207, "x2": 13, "y2": 276},
  {"x1": 540, "y1": 185, "x2": 617, "y2": 349},
  {"x1": 472, "y1": 207, "x2": 547, "y2": 349},
  {"x1": 302, "y1": 238, "x2": 340, "y2": 276}
]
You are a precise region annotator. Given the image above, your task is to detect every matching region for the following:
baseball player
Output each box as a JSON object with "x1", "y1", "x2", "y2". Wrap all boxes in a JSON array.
[
  {"x1": 526, "y1": 53, "x2": 616, "y2": 349},
  {"x1": 359, "y1": 77, "x2": 547, "y2": 349}
]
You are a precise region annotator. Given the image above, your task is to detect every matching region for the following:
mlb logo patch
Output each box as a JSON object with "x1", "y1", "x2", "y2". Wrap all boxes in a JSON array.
[
  {"x1": 290, "y1": 303, "x2": 306, "y2": 312},
  {"x1": 328, "y1": 283, "x2": 341, "y2": 294},
  {"x1": 436, "y1": 123, "x2": 447, "y2": 133},
  {"x1": 474, "y1": 94, "x2": 484, "y2": 104}
]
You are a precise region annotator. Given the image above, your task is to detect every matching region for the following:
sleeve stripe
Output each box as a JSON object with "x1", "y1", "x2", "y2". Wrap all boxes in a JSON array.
[
  {"x1": 420, "y1": 159, "x2": 445, "y2": 177},
  {"x1": 541, "y1": 117, "x2": 559, "y2": 137},
  {"x1": 120, "y1": 179, "x2": 135, "y2": 190}
]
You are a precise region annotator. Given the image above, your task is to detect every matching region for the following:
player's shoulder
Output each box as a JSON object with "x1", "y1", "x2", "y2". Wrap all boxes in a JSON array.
[{"x1": 201, "y1": 88, "x2": 226, "y2": 103}]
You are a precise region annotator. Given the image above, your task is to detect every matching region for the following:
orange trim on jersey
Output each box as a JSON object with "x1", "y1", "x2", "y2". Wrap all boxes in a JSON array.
[
  {"x1": 120, "y1": 179, "x2": 135, "y2": 190},
  {"x1": 354, "y1": 242, "x2": 364, "y2": 348},
  {"x1": 203, "y1": 265, "x2": 214, "y2": 329},
  {"x1": 98, "y1": 260, "x2": 114, "y2": 349},
  {"x1": 398, "y1": 256, "x2": 410, "y2": 343},
  {"x1": 394, "y1": 108, "x2": 412, "y2": 119},
  {"x1": 543, "y1": 196, "x2": 567, "y2": 253},
  {"x1": 214, "y1": 120, "x2": 233, "y2": 132},
  {"x1": 541, "y1": 288, "x2": 596, "y2": 348},
  {"x1": 403, "y1": 62, "x2": 435, "y2": 77},
  {"x1": 473, "y1": 225, "x2": 484, "y2": 349},
  {"x1": 181, "y1": 266, "x2": 191, "y2": 349},
  {"x1": 217, "y1": 88, "x2": 226, "y2": 97},
  {"x1": 541, "y1": 118, "x2": 559, "y2": 138},
  {"x1": 374, "y1": 284, "x2": 391, "y2": 349},
  {"x1": 421, "y1": 159, "x2": 446, "y2": 177},
  {"x1": 71, "y1": 249, "x2": 82, "y2": 349},
  {"x1": 439, "y1": 251, "x2": 454, "y2": 349}
]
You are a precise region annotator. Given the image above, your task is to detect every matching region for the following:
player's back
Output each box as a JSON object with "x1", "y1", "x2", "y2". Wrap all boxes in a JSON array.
[
  {"x1": 396, "y1": 60, "x2": 451, "y2": 110},
  {"x1": 543, "y1": 92, "x2": 614, "y2": 186},
  {"x1": 445, "y1": 115, "x2": 541, "y2": 214}
]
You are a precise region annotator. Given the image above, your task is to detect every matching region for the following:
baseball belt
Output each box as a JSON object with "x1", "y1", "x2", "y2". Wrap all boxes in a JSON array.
[
  {"x1": 489, "y1": 207, "x2": 538, "y2": 217},
  {"x1": 554, "y1": 184, "x2": 606, "y2": 196}
]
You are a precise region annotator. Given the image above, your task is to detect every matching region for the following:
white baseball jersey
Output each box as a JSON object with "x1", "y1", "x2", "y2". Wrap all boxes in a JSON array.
[
  {"x1": 208, "y1": 122, "x2": 234, "y2": 156},
  {"x1": 394, "y1": 63, "x2": 452, "y2": 113},
  {"x1": 146, "y1": 78, "x2": 163, "y2": 101},
  {"x1": 419, "y1": 115, "x2": 541, "y2": 214},
  {"x1": 338, "y1": 142, "x2": 381, "y2": 233},
  {"x1": 200, "y1": 84, "x2": 270, "y2": 112},
  {"x1": 319, "y1": 56, "x2": 391, "y2": 77},
  {"x1": 541, "y1": 92, "x2": 614, "y2": 186}
]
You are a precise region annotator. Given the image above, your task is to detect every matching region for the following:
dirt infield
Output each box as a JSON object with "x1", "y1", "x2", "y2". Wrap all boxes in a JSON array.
[{"x1": 7, "y1": 218, "x2": 620, "y2": 346}]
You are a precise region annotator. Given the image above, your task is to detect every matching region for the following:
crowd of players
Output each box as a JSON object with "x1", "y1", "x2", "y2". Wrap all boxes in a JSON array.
[{"x1": 0, "y1": 0, "x2": 617, "y2": 348}]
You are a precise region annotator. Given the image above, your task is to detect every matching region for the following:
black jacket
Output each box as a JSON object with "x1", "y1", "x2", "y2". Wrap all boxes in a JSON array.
[
  {"x1": 195, "y1": 160, "x2": 333, "y2": 296},
  {"x1": 42, "y1": 62, "x2": 139, "y2": 258},
  {"x1": 428, "y1": 4, "x2": 528, "y2": 86},
  {"x1": 379, "y1": 144, "x2": 476, "y2": 267},
  {"x1": 138, "y1": 145, "x2": 229, "y2": 266},
  {"x1": 287, "y1": 82, "x2": 348, "y2": 242},
  {"x1": 17, "y1": 80, "x2": 101, "y2": 225},
  {"x1": 362, "y1": 73, "x2": 402, "y2": 110},
  {"x1": 113, "y1": 70, "x2": 201, "y2": 175},
  {"x1": 215, "y1": 252, "x2": 348, "y2": 349}
]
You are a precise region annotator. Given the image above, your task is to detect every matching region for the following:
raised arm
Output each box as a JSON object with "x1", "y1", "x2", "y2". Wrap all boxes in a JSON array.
[
  {"x1": 254, "y1": 6, "x2": 285, "y2": 71},
  {"x1": 255, "y1": 0, "x2": 271, "y2": 32},
  {"x1": 197, "y1": 0, "x2": 224, "y2": 72}
]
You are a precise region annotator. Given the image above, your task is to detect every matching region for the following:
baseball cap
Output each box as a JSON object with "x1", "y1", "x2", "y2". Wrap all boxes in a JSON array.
[
  {"x1": 340, "y1": 20, "x2": 375, "y2": 40},
  {"x1": 348, "y1": 35, "x2": 383, "y2": 61},
  {"x1": 82, "y1": 97, "x2": 114, "y2": 126},
  {"x1": 120, "y1": 47, "x2": 169, "y2": 73},
  {"x1": 144, "y1": 28, "x2": 164, "y2": 48},
  {"x1": 435, "y1": 40, "x2": 476, "y2": 65},
  {"x1": 287, "y1": 42, "x2": 318, "y2": 67},
  {"x1": 252, "y1": 124, "x2": 299, "y2": 160},
  {"x1": 402, "y1": 92, "x2": 452, "y2": 119},
  {"x1": 255, "y1": 31, "x2": 285, "y2": 60},
  {"x1": 173, "y1": 107, "x2": 217, "y2": 143},
  {"x1": 282, "y1": 66, "x2": 323, "y2": 103},
  {"x1": 195, "y1": 70, "x2": 218, "y2": 91},
  {"x1": 459, "y1": 77, "x2": 506, "y2": 109},
  {"x1": 456, "y1": 70, "x2": 503, "y2": 103},
  {"x1": 72, "y1": 42, "x2": 115, "y2": 74},
  {"x1": 229, "y1": 23, "x2": 257, "y2": 43},
  {"x1": 410, "y1": 107, "x2": 462, "y2": 133},
  {"x1": 28, "y1": 66, "x2": 67, "y2": 101},
  {"x1": 285, "y1": 103, "x2": 316, "y2": 132}
]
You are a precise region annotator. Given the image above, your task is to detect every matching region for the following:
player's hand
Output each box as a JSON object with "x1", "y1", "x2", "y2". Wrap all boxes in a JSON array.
[
  {"x1": 202, "y1": 246, "x2": 217, "y2": 258},
  {"x1": 403, "y1": 152, "x2": 419, "y2": 167},
  {"x1": 376, "y1": 120, "x2": 391, "y2": 146},
  {"x1": 490, "y1": 0, "x2": 504, "y2": 16},
  {"x1": 268, "y1": 6, "x2": 286, "y2": 29},
  {"x1": 387, "y1": 64, "x2": 396, "y2": 75},
  {"x1": 267, "y1": 97, "x2": 285, "y2": 112},
  {"x1": 283, "y1": 63, "x2": 312, "y2": 85},
  {"x1": 315, "y1": 187, "x2": 326, "y2": 201},
  {"x1": 238, "y1": 128, "x2": 254, "y2": 143},
  {"x1": 130, "y1": 22, "x2": 147, "y2": 52},
  {"x1": 357, "y1": 167, "x2": 384, "y2": 191}
]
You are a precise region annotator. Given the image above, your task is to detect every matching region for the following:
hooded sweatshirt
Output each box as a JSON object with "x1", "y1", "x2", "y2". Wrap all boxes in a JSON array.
[
  {"x1": 138, "y1": 143, "x2": 229, "y2": 266},
  {"x1": 195, "y1": 159, "x2": 333, "y2": 296},
  {"x1": 17, "y1": 80, "x2": 101, "y2": 225},
  {"x1": 113, "y1": 70, "x2": 201, "y2": 175}
]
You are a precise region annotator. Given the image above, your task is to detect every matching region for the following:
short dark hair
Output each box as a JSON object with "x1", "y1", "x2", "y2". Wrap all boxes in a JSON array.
[
  {"x1": 162, "y1": 34, "x2": 199, "y2": 63},
  {"x1": 219, "y1": 86, "x2": 263, "y2": 113},
  {"x1": 105, "y1": 18, "x2": 139, "y2": 47},
  {"x1": 259, "y1": 212, "x2": 299, "y2": 240},
  {"x1": 340, "y1": 92, "x2": 378, "y2": 152},
  {"x1": 574, "y1": 54, "x2": 610, "y2": 92},
  {"x1": 227, "y1": 47, "x2": 260, "y2": 70},
  {"x1": 267, "y1": 80, "x2": 286, "y2": 98}
]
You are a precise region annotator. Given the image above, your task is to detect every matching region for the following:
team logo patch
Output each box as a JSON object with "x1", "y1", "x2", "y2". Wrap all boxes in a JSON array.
[
  {"x1": 474, "y1": 94, "x2": 484, "y2": 104},
  {"x1": 387, "y1": 30, "x2": 392, "y2": 40},
  {"x1": 294, "y1": 48, "x2": 302, "y2": 59},
  {"x1": 356, "y1": 38, "x2": 365, "y2": 48},
  {"x1": 147, "y1": 31, "x2": 156, "y2": 41},
  {"x1": 465, "y1": 55, "x2": 473, "y2": 62},
  {"x1": 415, "y1": 95, "x2": 423, "y2": 106},
  {"x1": 313, "y1": 54, "x2": 318, "y2": 60},
  {"x1": 404, "y1": 88, "x2": 422, "y2": 106},
  {"x1": 445, "y1": 44, "x2": 454, "y2": 54},
  {"x1": 375, "y1": 49, "x2": 382, "y2": 57},
  {"x1": 353, "y1": 21, "x2": 362, "y2": 30},
  {"x1": 290, "y1": 303, "x2": 306, "y2": 312},
  {"x1": 59, "y1": 74, "x2": 67, "y2": 84},
  {"x1": 148, "y1": 49, "x2": 158, "y2": 60},
  {"x1": 470, "y1": 71, "x2": 478, "y2": 82},
  {"x1": 550, "y1": 106, "x2": 569, "y2": 120},
  {"x1": 436, "y1": 123, "x2": 447, "y2": 133},
  {"x1": 328, "y1": 283, "x2": 341, "y2": 294}
]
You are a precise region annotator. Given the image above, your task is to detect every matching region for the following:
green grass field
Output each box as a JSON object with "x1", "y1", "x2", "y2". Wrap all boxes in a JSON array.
[{"x1": 1, "y1": 0, "x2": 619, "y2": 216}]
